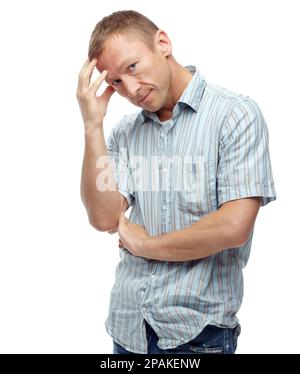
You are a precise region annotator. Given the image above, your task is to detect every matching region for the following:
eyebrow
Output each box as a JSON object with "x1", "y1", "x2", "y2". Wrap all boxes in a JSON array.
[{"x1": 105, "y1": 58, "x2": 137, "y2": 84}]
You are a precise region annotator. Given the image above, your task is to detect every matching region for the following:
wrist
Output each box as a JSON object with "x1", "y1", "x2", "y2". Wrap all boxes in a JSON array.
[
  {"x1": 84, "y1": 120, "x2": 103, "y2": 132},
  {"x1": 84, "y1": 125, "x2": 104, "y2": 138},
  {"x1": 140, "y1": 236, "x2": 153, "y2": 258}
]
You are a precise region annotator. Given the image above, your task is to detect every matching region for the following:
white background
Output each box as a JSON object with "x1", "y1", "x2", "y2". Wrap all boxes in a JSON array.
[{"x1": 0, "y1": 0, "x2": 299, "y2": 353}]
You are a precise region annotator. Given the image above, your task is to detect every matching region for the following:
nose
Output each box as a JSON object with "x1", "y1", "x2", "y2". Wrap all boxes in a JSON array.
[{"x1": 123, "y1": 78, "x2": 141, "y2": 100}]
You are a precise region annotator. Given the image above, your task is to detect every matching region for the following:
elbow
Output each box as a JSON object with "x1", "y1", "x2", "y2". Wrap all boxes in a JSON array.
[
  {"x1": 82, "y1": 203, "x2": 119, "y2": 232},
  {"x1": 230, "y1": 223, "x2": 252, "y2": 248},
  {"x1": 233, "y1": 235, "x2": 249, "y2": 248},
  {"x1": 88, "y1": 215, "x2": 119, "y2": 232},
  {"x1": 90, "y1": 221, "x2": 110, "y2": 232}
]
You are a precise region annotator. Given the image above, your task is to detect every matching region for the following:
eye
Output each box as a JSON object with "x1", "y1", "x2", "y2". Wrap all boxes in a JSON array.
[
  {"x1": 111, "y1": 63, "x2": 137, "y2": 87},
  {"x1": 112, "y1": 79, "x2": 121, "y2": 87},
  {"x1": 128, "y1": 63, "x2": 136, "y2": 72}
]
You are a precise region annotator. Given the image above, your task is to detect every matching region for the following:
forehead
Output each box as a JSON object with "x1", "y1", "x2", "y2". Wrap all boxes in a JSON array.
[{"x1": 96, "y1": 33, "x2": 152, "y2": 73}]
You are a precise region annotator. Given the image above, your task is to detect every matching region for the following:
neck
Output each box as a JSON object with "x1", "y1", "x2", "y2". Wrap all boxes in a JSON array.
[{"x1": 156, "y1": 59, "x2": 193, "y2": 122}]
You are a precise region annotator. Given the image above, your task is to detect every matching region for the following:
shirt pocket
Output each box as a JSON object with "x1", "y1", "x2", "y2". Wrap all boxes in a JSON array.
[{"x1": 175, "y1": 156, "x2": 214, "y2": 216}]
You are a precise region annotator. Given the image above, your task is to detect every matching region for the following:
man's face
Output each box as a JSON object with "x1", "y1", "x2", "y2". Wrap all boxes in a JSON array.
[{"x1": 96, "y1": 31, "x2": 171, "y2": 112}]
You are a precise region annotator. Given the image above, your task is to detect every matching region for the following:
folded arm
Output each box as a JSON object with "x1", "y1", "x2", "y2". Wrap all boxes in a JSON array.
[{"x1": 137, "y1": 197, "x2": 262, "y2": 261}]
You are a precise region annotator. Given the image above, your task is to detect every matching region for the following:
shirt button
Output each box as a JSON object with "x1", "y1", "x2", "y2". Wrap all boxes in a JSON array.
[{"x1": 150, "y1": 273, "x2": 155, "y2": 278}]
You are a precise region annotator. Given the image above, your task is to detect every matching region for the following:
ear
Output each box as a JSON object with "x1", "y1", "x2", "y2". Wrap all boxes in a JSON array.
[{"x1": 154, "y1": 29, "x2": 172, "y2": 58}]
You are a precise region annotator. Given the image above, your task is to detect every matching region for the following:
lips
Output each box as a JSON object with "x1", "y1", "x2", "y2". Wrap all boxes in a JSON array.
[{"x1": 139, "y1": 90, "x2": 152, "y2": 103}]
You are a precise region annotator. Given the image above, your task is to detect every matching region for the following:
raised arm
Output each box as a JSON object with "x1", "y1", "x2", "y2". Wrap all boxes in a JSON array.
[{"x1": 76, "y1": 58, "x2": 127, "y2": 231}]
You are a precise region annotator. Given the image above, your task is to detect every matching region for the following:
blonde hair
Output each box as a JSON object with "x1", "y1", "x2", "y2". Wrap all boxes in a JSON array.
[{"x1": 88, "y1": 10, "x2": 159, "y2": 61}]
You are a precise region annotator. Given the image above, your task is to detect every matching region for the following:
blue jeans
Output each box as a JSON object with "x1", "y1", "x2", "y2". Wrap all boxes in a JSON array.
[{"x1": 113, "y1": 320, "x2": 241, "y2": 354}]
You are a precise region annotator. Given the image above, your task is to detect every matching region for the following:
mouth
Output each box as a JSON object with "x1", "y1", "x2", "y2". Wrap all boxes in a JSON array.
[{"x1": 139, "y1": 90, "x2": 152, "y2": 103}]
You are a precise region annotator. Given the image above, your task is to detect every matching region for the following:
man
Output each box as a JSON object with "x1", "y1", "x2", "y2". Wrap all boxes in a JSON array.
[{"x1": 76, "y1": 10, "x2": 276, "y2": 354}]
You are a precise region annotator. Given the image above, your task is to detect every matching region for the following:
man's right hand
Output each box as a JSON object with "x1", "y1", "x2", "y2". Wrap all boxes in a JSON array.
[{"x1": 76, "y1": 58, "x2": 115, "y2": 130}]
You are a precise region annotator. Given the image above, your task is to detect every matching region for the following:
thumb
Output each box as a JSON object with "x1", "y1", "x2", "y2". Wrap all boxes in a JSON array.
[
  {"x1": 118, "y1": 194, "x2": 127, "y2": 216},
  {"x1": 119, "y1": 211, "x2": 129, "y2": 226},
  {"x1": 119, "y1": 211, "x2": 126, "y2": 221}
]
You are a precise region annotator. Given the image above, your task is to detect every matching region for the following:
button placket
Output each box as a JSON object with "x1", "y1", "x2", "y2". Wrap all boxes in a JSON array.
[{"x1": 159, "y1": 130, "x2": 167, "y2": 232}]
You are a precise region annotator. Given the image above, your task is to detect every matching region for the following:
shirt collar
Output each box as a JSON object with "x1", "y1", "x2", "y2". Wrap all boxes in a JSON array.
[{"x1": 137, "y1": 65, "x2": 206, "y2": 125}]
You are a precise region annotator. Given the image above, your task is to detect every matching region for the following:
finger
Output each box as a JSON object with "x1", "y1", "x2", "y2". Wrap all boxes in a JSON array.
[
  {"x1": 119, "y1": 202, "x2": 127, "y2": 215},
  {"x1": 119, "y1": 208, "x2": 125, "y2": 217},
  {"x1": 89, "y1": 70, "x2": 109, "y2": 96},
  {"x1": 119, "y1": 212, "x2": 127, "y2": 223},
  {"x1": 79, "y1": 58, "x2": 90, "y2": 74},
  {"x1": 101, "y1": 85, "x2": 115, "y2": 101},
  {"x1": 77, "y1": 57, "x2": 98, "y2": 92},
  {"x1": 77, "y1": 59, "x2": 90, "y2": 92}
]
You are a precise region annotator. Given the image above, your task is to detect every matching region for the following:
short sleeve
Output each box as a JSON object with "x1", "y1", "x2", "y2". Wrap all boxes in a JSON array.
[
  {"x1": 105, "y1": 118, "x2": 135, "y2": 208},
  {"x1": 217, "y1": 98, "x2": 276, "y2": 207}
]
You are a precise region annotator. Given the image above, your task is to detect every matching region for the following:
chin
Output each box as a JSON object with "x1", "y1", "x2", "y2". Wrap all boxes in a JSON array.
[{"x1": 143, "y1": 104, "x2": 158, "y2": 113}]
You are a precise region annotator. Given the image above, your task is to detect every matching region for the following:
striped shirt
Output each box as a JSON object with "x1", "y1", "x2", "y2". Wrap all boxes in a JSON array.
[{"x1": 104, "y1": 65, "x2": 276, "y2": 353}]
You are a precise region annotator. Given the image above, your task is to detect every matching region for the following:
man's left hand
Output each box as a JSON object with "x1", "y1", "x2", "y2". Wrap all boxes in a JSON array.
[{"x1": 118, "y1": 210, "x2": 150, "y2": 256}]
